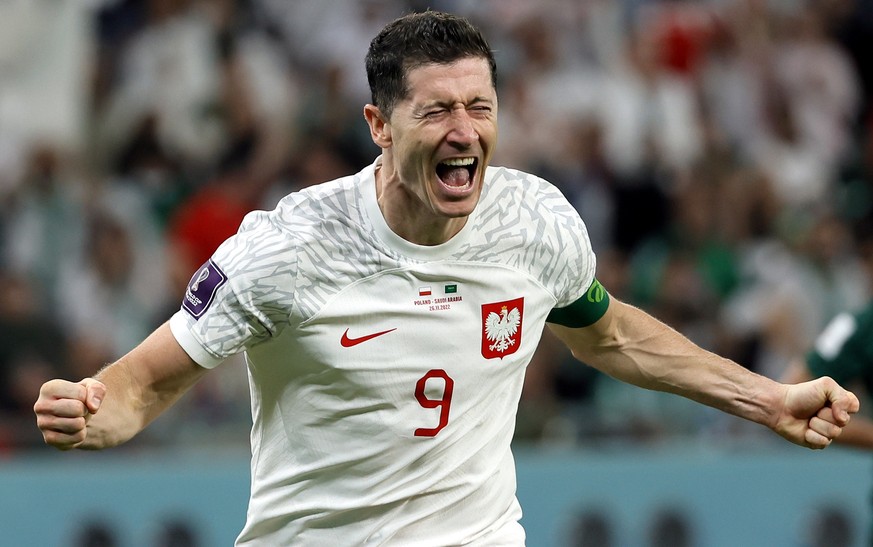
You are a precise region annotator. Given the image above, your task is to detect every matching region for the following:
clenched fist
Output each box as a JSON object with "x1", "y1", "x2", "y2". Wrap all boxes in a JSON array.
[{"x1": 33, "y1": 378, "x2": 106, "y2": 450}]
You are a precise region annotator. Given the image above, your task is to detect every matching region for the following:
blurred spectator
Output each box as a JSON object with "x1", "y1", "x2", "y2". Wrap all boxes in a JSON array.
[
  {"x1": 110, "y1": 114, "x2": 190, "y2": 230},
  {"x1": 166, "y1": 135, "x2": 269, "y2": 294},
  {"x1": 96, "y1": 0, "x2": 225, "y2": 168},
  {"x1": 1, "y1": 145, "x2": 87, "y2": 312},
  {"x1": 570, "y1": 509, "x2": 614, "y2": 547},
  {"x1": 0, "y1": 271, "x2": 69, "y2": 450},
  {"x1": 152, "y1": 517, "x2": 201, "y2": 547},
  {"x1": 752, "y1": 78, "x2": 834, "y2": 210},
  {"x1": 629, "y1": 170, "x2": 740, "y2": 321},
  {"x1": 258, "y1": 0, "x2": 399, "y2": 106},
  {"x1": 0, "y1": 0, "x2": 91, "y2": 189},
  {"x1": 697, "y1": 0, "x2": 771, "y2": 166},
  {"x1": 57, "y1": 210, "x2": 167, "y2": 375},
  {"x1": 827, "y1": 0, "x2": 873, "y2": 129},
  {"x1": 772, "y1": 3, "x2": 860, "y2": 172},
  {"x1": 596, "y1": 16, "x2": 703, "y2": 181},
  {"x1": 805, "y1": 504, "x2": 855, "y2": 547},
  {"x1": 594, "y1": 18, "x2": 704, "y2": 253},
  {"x1": 5, "y1": 0, "x2": 873, "y2": 449},
  {"x1": 492, "y1": 13, "x2": 602, "y2": 171},
  {"x1": 648, "y1": 508, "x2": 695, "y2": 547},
  {"x1": 722, "y1": 211, "x2": 868, "y2": 381},
  {"x1": 74, "y1": 519, "x2": 119, "y2": 547}
]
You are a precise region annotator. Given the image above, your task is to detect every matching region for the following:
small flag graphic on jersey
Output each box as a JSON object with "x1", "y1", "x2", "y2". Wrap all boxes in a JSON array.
[
  {"x1": 444, "y1": 284, "x2": 458, "y2": 294},
  {"x1": 419, "y1": 287, "x2": 432, "y2": 296}
]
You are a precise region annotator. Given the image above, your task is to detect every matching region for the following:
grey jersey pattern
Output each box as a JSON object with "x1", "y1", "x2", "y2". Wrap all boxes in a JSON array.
[
  {"x1": 182, "y1": 161, "x2": 594, "y2": 363},
  {"x1": 458, "y1": 166, "x2": 593, "y2": 307}
]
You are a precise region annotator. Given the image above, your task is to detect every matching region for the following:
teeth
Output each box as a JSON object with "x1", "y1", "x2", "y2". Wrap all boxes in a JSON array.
[{"x1": 441, "y1": 157, "x2": 475, "y2": 167}]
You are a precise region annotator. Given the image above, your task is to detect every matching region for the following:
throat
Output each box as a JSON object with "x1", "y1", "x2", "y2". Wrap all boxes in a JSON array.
[
  {"x1": 375, "y1": 164, "x2": 470, "y2": 245},
  {"x1": 380, "y1": 190, "x2": 467, "y2": 245}
]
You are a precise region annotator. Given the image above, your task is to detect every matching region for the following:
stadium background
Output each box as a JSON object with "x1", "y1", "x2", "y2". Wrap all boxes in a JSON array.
[{"x1": 2, "y1": 0, "x2": 873, "y2": 545}]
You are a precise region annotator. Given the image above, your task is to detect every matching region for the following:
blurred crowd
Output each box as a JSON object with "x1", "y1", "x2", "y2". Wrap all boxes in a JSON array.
[{"x1": 2, "y1": 0, "x2": 873, "y2": 453}]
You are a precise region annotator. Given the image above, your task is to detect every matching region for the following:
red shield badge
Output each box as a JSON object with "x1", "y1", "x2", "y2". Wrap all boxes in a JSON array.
[{"x1": 481, "y1": 297, "x2": 524, "y2": 359}]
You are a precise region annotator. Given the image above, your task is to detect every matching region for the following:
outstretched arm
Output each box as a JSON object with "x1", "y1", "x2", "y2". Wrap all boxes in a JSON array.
[
  {"x1": 34, "y1": 321, "x2": 208, "y2": 450},
  {"x1": 548, "y1": 298, "x2": 859, "y2": 449}
]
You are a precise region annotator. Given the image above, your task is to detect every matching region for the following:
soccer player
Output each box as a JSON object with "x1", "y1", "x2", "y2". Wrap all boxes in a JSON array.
[{"x1": 35, "y1": 11, "x2": 859, "y2": 546}]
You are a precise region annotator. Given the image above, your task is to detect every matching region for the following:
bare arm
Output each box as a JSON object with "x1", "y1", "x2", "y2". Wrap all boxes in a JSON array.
[
  {"x1": 782, "y1": 358, "x2": 873, "y2": 449},
  {"x1": 548, "y1": 298, "x2": 859, "y2": 449},
  {"x1": 34, "y1": 321, "x2": 209, "y2": 450}
]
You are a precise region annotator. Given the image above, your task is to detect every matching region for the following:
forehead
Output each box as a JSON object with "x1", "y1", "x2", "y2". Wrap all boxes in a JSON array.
[{"x1": 403, "y1": 57, "x2": 495, "y2": 103}]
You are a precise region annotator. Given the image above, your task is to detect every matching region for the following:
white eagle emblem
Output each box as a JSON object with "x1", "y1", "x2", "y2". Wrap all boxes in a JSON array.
[{"x1": 485, "y1": 305, "x2": 521, "y2": 354}]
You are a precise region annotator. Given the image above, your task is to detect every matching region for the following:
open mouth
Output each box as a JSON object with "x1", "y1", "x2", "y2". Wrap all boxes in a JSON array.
[{"x1": 435, "y1": 157, "x2": 477, "y2": 190}]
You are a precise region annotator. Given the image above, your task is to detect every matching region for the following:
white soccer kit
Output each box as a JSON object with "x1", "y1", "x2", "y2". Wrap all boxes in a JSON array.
[{"x1": 169, "y1": 158, "x2": 597, "y2": 545}]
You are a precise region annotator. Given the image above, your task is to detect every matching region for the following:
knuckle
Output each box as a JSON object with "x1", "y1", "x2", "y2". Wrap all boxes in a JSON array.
[
  {"x1": 34, "y1": 415, "x2": 49, "y2": 430},
  {"x1": 44, "y1": 430, "x2": 84, "y2": 450}
]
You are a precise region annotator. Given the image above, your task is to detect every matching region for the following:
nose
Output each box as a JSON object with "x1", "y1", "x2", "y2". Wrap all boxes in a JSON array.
[{"x1": 446, "y1": 109, "x2": 478, "y2": 147}]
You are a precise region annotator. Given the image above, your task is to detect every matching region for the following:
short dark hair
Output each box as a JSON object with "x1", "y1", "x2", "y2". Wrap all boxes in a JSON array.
[{"x1": 365, "y1": 11, "x2": 497, "y2": 118}]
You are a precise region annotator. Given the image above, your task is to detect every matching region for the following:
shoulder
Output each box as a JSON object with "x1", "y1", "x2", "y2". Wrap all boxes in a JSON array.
[
  {"x1": 272, "y1": 174, "x2": 360, "y2": 228},
  {"x1": 486, "y1": 165, "x2": 576, "y2": 204},
  {"x1": 208, "y1": 172, "x2": 363, "y2": 271},
  {"x1": 482, "y1": 165, "x2": 584, "y2": 226},
  {"x1": 472, "y1": 165, "x2": 596, "y2": 304},
  {"x1": 233, "y1": 173, "x2": 364, "y2": 249},
  {"x1": 484, "y1": 165, "x2": 559, "y2": 195}
]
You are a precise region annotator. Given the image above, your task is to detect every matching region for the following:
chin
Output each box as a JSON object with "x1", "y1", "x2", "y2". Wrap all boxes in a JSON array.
[{"x1": 437, "y1": 199, "x2": 479, "y2": 219}]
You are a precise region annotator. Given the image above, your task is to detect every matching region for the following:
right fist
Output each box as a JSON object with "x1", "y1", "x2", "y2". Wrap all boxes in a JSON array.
[{"x1": 33, "y1": 378, "x2": 106, "y2": 450}]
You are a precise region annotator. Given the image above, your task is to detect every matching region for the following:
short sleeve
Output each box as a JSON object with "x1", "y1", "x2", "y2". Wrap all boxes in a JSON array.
[
  {"x1": 529, "y1": 174, "x2": 597, "y2": 308},
  {"x1": 170, "y1": 208, "x2": 299, "y2": 366}
]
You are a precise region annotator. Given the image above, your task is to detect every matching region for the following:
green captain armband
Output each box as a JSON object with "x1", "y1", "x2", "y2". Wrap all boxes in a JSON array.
[{"x1": 546, "y1": 279, "x2": 610, "y2": 328}]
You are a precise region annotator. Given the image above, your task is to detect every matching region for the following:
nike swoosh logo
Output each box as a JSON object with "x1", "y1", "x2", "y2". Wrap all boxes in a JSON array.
[{"x1": 340, "y1": 327, "x2": 397, "y2": 347}]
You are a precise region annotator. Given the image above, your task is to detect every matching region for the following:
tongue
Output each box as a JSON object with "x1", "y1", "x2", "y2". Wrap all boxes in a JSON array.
[{"x1": 440, "y1": 167, "x2": 471, "y2": 187}]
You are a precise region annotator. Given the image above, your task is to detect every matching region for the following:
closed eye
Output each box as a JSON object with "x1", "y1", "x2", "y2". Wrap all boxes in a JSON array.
[
  {"x1": 469, "y1": 106, "x2": 492, "y2": 117},
  {"x1": 424, "y1": 109, "x2": 448, "y2": 119}
]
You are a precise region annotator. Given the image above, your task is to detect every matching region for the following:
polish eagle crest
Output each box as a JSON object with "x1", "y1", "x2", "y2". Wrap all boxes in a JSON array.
[{"x1": 481, "y1": 298, "x2": 524, "y2": 359}]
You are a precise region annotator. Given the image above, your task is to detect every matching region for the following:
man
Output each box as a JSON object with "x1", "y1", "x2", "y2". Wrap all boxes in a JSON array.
[{"x1": 35, "y1": 11, "x2": 859, "y2": 546}]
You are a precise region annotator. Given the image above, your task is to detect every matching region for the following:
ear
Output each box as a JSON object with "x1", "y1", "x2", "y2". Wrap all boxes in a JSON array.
[{"x1": 364, "y1": 104, "x2": 392, "y2": 149}]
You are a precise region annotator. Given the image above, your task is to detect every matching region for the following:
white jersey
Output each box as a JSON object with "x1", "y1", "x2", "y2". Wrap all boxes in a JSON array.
[{"x1": 169, "y1": 158, "x2": 596, "y2": 546}]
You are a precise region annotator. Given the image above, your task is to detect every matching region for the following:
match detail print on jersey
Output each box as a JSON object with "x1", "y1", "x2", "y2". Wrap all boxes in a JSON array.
[
  {"x1": 182, "y1": 259, "x2": 228, "y2": 318},
  {"x1": 340, "y1": 327, "x2": 397, "y2": 347},
  {"x1": 481, "y1": 297, "x2": 524, "y2": 359}
]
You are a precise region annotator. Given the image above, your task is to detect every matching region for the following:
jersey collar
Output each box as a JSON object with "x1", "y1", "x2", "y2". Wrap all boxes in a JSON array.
[{"x1": 360, "y1": 156, "x2": 481, "y2": 261}]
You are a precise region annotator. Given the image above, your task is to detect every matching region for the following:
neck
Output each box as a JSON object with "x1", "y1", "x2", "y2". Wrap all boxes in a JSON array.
[{"x1": 375, "y1": 162, "x2": 467, "y2": 246}]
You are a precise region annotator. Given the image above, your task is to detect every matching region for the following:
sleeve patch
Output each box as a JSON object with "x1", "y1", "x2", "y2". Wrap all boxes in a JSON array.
[
  {"x1": 182, "y1": 259, "x2": 228, "y2": 318},
  {"x1": 546, "y1": 279, "x2": 609, "y2": 328}
]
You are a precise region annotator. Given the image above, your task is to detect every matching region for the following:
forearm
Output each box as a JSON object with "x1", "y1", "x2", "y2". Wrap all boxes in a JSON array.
[
  {"x1": 81, "y1": 360, "x2": 152, "y2": 449},
  {"x1": 551, "y1": 300, "x2": 786, "y2": 429},
  {"x1": 80, "y1": 322, "x2": 208, "y2": 450}
]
